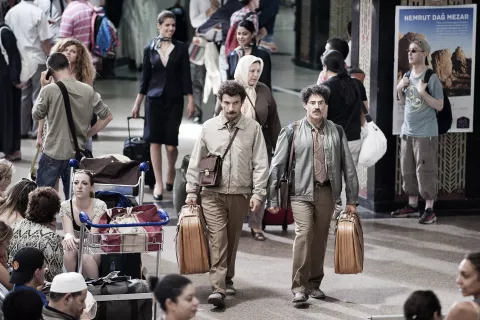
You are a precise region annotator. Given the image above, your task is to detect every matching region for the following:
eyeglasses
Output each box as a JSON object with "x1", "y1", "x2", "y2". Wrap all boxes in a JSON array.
[{"x1": 407, "y1": 49, "x2": 424, "y2": 54}]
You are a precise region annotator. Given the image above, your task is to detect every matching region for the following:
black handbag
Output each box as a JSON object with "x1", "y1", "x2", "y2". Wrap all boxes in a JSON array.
[{"x1": 56, "y1": 81, "x2": 93, "y2": 161}]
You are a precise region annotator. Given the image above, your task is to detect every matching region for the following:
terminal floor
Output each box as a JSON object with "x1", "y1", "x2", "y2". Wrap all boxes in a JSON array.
[{"x1": 5, "y1": 7, "x2": 480, "y2": 319}]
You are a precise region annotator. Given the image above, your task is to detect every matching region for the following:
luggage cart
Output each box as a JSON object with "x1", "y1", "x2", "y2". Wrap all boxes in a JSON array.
[
  {"x1": 68, "y1": 158, "x2": 150, "y2": 205},
  {"x1": 77, "y1": 209, "x2": 170, "y2": 318}
]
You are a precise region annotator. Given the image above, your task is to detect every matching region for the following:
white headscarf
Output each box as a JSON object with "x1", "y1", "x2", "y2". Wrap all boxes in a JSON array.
[{"x1": 234, "y1": 55, "x2": 264, "y2": 120}]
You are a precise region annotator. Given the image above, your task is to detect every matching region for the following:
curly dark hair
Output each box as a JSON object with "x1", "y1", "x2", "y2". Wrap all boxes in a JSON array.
[
  {"x1": 217, "y1": 80, "x2": 247, "y2": 103},
  {"x1": 25, "y1": 187, "x2": 60, "y2": 225},
  {"x1": 300, "y1": 84, "x2": 330, "y2": 105}
]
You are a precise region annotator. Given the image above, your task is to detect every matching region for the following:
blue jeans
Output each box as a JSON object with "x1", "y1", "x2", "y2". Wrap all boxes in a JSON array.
[{"x1": 36, "y1": 153, "x2": 71, "y2": 199}]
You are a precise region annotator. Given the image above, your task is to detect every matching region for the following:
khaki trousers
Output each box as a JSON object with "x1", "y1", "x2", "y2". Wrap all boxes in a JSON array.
[
  {"x1": 291, "y1": 185, "x2": 335, "y2": 293},
  {"x1": 400, "y1": 135, "x2": 439, "y2": 200},
  {"x1": 201, "y1": 190, "x2": 249, "y2": 294}
]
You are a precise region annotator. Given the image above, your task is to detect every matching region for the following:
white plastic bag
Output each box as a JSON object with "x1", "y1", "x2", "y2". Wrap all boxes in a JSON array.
[{"x1": 358, "y1": 121, "x2": 387, "y2": 167}]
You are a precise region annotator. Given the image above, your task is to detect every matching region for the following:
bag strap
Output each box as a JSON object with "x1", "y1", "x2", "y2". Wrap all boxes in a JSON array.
[
  {"x1": 69, "y1": 199, "x2": 74, "y2": 220},
  {"x1": 286, "y1": 121, "x2": 299, "y2": 181},
  {"x1": 246, "y1": 94, "x2": 261, "y2": 124},
  {"x1": 57, "y1": 81, "x2": 82, "y2": 159},
  {"x1": 0, "y1": 27, "x2": 9, "y2": 66},
  {"x1": 221, "y1": 127, "x2": 239, "y2": 160}
]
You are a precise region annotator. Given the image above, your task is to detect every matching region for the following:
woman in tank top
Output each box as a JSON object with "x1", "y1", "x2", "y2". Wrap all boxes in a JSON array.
[
  {"x1": 445, "y1": 252, "x2": 480, "y2": 320},
  {"x1": 59, "y1": 170, "x2": 107, "y2": 279}
]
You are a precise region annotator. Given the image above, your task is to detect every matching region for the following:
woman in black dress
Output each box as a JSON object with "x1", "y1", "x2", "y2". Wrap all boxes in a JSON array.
[
  {"x1": 0, "y1": 1, "x2": 23, "y2": 161},
  {"x1": 132, "y1": 10, "x2": 194, "y2": 200},
  {"x1": 227, "y1": 19, "x2": 272, "y2": 90}
]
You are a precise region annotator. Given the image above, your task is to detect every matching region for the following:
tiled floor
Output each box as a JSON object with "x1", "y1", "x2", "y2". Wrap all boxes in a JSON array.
[{"x1": 4, "y1": 6, "x2": 479, "y2": 320}]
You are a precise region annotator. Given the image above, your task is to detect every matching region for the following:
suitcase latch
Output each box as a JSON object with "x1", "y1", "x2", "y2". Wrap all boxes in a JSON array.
[{"x1": 205, "y1": 169, "x2": 210, "y2": 176}]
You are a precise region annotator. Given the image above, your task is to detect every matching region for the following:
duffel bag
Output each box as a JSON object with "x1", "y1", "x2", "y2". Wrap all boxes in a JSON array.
[
  {"x1": 176, "y1": 205, "x2": 210, "y2": 275},
  {"x1": 334, "y1": 210, "x2": 364, "y2": 274},
  {"x1": 88, "y1": 277, "x2": 152, "y2": 320},
  {"x1": 98, "y1": 205, "x2": 162, "y2": 253}
]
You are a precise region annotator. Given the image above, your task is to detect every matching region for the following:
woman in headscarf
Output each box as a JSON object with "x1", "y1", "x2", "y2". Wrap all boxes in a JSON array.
[
  {"x1": 215, "y1": 55, "x2": 281, "y2": 241},
  {"x1": 0, "y1": 0, "x2": 23, "y2": 162}
]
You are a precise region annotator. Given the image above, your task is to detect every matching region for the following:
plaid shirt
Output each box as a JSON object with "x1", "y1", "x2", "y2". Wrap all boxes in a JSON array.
[
  {"x1": 58, "y1": 0, "x2": 96, "y2": 62},
  {"x1": 230, "y1": 7, "x2": 259, "y2": 35}
]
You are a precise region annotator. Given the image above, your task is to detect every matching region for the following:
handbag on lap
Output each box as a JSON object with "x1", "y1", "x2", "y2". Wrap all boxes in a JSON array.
[
  {"x1": 176, "y1": 205, "x2": 210, "y2": 275},
  {"x1": 334, "y1": 210, "x2": 364, "y2": 274}
]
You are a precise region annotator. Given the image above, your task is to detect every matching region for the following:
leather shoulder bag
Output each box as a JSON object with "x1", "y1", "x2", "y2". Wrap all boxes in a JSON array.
[
  {"x1": 278, "y1": 121, "x2": 298, "y2": 209},
  {"x1": 199, "y1": 127, "x2": 239, "y2": 187}
]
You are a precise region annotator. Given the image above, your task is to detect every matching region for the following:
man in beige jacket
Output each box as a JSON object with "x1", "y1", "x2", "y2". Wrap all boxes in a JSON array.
[{"x1": 186, "y1": 80, "x2": 269, "y2": 308}]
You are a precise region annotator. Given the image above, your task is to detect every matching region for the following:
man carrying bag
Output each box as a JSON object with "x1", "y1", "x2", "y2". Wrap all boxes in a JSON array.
[
  {"x1": 32, "y1": 53, "x2": 112, "y2": 199},
  {"x1": 185, "y1": 81, "x2": 269, "y2": 308}
]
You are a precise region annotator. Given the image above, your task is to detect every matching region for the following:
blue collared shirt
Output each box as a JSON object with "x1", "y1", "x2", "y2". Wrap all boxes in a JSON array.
[{"x1": 13, "y1": 284, "x2": 48, "y2": 305}]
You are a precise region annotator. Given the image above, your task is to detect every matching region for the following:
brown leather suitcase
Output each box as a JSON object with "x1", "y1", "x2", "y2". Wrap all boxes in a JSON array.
[
  {"x1": 334, "y1": 210, "x2": 364, "y2": 274},
  {"x1": 176, "y1": 205, "x2": 210, "y2": 275}
]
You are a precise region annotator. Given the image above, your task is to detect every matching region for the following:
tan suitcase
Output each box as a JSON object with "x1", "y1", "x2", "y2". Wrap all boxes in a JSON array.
[
  {"x1": 176, "y1": 205, "x2": 210, "y2": 275},
  {"x1": 334, "y1": 210, "x2": 364, "y2": 274}
]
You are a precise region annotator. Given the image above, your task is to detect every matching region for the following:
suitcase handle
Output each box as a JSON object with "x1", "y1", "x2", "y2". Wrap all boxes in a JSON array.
[{"x1": 127, "y1": 116, "x2": 145, "y2": 142}]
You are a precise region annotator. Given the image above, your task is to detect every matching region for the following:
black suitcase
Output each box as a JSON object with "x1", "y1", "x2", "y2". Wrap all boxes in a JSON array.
[{"x1": 123, "y1": 117, "x2": 155, "y2": 189}]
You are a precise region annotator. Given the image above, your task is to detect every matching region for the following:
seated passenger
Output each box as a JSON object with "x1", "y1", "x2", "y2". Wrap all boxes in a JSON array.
[
  {"x1": 445, "y1": 252, "x2": 480, "y2": 320},
  {"x1": 60, "y1": 170, "x2": 106, "y2": 279},
  {"x1": 2, "y1": 289, "x2": 44, "y2": 320},
  {"x1": 10, "y1": 247, "x2": 48, "y2": 306},
  {"x1": 0, "y1": 179, "x2": 37, "y2": 226},
  {"x1": 0, "y1": 159, "x2": 14, "y2": 198},
  {"x1": 0, "y1": 221, "x2": 13, "y2": 290},
  {"x1": 149, "y1": 274, "x2": 199, "y2": 320},
  {"x1": 8, "y1": 187, "x2": 63, "y2": 282},
  {"x1": 404, "y1": 290, "x2": 442, "y2": 320}
]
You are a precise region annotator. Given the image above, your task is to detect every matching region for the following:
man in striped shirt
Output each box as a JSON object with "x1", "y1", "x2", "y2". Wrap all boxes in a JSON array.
[{"x1": 58, "y1": 0, "x2": 95, "y2": 62}]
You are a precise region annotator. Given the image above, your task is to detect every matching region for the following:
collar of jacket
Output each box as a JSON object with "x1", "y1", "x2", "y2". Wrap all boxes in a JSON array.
[
  {"x1": 299, "y1": 117, "x2": 340, "y2": 146},
  {"x1": 43, "y1": 305, "x2": 79, "y2": 320},
  {"x1": 217, "y1": 112, "x2": 246, "y2": 130}
]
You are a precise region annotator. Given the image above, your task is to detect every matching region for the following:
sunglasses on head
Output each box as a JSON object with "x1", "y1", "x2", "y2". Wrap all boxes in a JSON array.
[{"x1": 407, "y1": 49, "x2": 424, "y2": 54}]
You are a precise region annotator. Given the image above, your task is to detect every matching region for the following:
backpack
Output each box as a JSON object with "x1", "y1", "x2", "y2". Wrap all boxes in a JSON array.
[
  {"x1": 0, "y1": 26, "x2": 37, "y2": 83},
  {"x1": 88, "y1": 4, "x2": 119, "y2": 58},
  {"x1": 224, "y1": 11, "x2": 256, "y2": 57},
  {"x1": 404, "y1": 69, "x2": 453, "y2": 134}
]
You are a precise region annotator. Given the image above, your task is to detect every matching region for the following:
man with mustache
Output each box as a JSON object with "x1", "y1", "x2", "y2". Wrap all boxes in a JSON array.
[
  {"x1": 267, "y1": 84, "x2": 358, "y2": 304},
  {"x1": 186, "y1": 80, "x2": 269, "y2": 308}
]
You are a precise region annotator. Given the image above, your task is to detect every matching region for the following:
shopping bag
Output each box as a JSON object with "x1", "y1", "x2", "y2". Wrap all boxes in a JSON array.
[{"x1": 358, "y1": 120, "x2": 387, "y2": 167}]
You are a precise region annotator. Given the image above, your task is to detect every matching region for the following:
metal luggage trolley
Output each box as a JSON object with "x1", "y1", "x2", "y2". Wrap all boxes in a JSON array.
[
  {"x1": 76, "y1": 209, "x2": 169, "y2": 308},
  {"x1": 68, "y1": 159, "x2": 170, "y2": 317}
]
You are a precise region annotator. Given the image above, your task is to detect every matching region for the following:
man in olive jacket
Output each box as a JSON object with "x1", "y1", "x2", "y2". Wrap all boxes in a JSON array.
[
  {"x1": 267, "y1": 84, "x2": 359, "y2": 304},
  {"x1": 186, "y1": 80, "x2": 269, "y2": 308}
]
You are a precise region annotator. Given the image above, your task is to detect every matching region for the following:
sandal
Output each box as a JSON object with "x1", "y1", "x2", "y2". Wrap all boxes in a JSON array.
[{"x1": 250, "y1": 229, "x2": 266, "y2": 241}]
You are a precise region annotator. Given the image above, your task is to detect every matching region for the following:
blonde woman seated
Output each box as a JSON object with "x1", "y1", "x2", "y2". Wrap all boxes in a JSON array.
[{"x1": 60, "y1": 170, "x2": 107, "y2": 279}]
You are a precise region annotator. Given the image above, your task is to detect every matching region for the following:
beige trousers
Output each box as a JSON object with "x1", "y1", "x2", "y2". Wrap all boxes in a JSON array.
[
  {"x1": 291, "y1": 185, "x2": 335, "y2": 293},
  {"x1": 201, "y1": 190, "x2": 249, "y2": 294}
]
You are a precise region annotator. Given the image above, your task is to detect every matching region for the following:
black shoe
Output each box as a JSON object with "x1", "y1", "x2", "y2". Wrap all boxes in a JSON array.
[
  {"x1": 309, "y1": 288, "x2": 326, "y2": 299},
  {"x1": 153, "y1": 194, "x2": 163, "y2": 201},
  {"x1": 292, "y1": 292, "x2": 308, "y2": 303},
  {"x1": 207, "y1": 292, "x2": 225, "y2": 308},
  {"x1": 226, "y1": 280, "x2": 236, "y2": 296},
  {"x1": 92, "y1": 134, "x2": 99, "y2": 140},
  {"x1": 166, "y1": 183, "x2": 173, "y2": 192},
  {"x1": 419, "y1": 208, "x2": 437, "y2": 224},
  {"x1": 391, "y1": 205, "x2": 420, "y2": 218}
]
